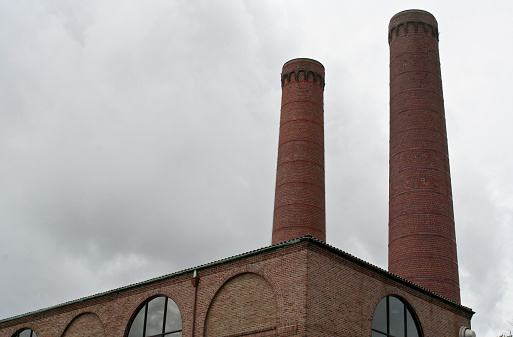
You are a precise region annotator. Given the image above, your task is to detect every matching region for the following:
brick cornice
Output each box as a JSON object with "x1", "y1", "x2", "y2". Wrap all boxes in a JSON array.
[
  {"x1": 281, "y1": 69, "x2": 325, "y2": 88},
  {"x1": 388, "y1": 20, "x2": 439, "y2": 44}
]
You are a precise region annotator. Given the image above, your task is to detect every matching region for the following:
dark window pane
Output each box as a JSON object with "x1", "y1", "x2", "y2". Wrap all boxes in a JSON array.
[
  {"x1": 406, "y1": 309, "x2": 420, "y2": 337},
  {"x1": 389, "y1": 296, "x2": 405, "y2": 337},
  {"x1": 128, "y1": 306, "x2": 145, "y2": 337},
  {"x1": 372, "y1": 331, "x2": 387, "y2": 337},
  {"x1": 19, "y1": 330, "x2": 32, "y2": 337},
  {"x1": 165, "y1": 299, "x2": 182, "y2": 332},
  {"x1": 164, "y1": 332, "x2": 182, "y2": 336},
  {"x1": 146, "y1": 297, "x2": 166, "y2": 336},
  {"x1": 372, "y1": 298, "x2": 387, "y2": 333}
]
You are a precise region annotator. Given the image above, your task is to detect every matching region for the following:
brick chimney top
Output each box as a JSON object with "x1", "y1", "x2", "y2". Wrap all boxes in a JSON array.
[{"x1": 388, "y1": 9, "x2": 439, "y2": 44}]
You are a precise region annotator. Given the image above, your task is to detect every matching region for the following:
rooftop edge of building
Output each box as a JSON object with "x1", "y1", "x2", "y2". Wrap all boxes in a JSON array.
[{"x1": 0, "y1": 235, "x2": 474, "y2": 326}]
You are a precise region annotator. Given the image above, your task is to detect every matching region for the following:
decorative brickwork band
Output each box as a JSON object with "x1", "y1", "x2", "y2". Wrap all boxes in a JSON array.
[
  {"x1": 281, "y1": 69, "x2": 325, "y2": 88},
  {"x1": 388, "y1": 20, "x2": 439, "y2": 44},
  {"x1": 388, "y1": 10, "x2": 461, "y2": 303},
  {"x1": 272, "y1": 58, "x2": 326, "y2": 245}
]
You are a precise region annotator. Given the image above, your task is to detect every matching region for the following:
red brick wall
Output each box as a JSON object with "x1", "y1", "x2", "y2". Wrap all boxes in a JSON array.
[
  {"x1": 272, "y1": 58, "x2": 326, "y2": 245},
  {"x1": 193, "y1": 245, "x2": 309, "y2": 336},
  {"x1": 306, "y1": 243, "x2": 471, "y2": 336},
  {"x1": 388, "y1": 9, "x2": 461, "y2": 303}
]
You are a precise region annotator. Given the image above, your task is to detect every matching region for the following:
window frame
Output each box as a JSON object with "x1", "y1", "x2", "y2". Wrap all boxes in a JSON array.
[
  {"x1": 125, "y1": 295, "x2": 182, "y2": 337},
  {"x1": 371, "y1": 295, "x2": 423, "y2": 337}
]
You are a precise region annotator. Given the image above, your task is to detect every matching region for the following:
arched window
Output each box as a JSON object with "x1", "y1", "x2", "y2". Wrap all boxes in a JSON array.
[
  {"x1": 126, "y1": 296, "x2": 182, "y2": 337},
  {"x1": 372, "y1": 295, "x2": 421, "y2": 337},
  {"x1": 11, "y1": 329, "x2": 38, "y2": 337}
]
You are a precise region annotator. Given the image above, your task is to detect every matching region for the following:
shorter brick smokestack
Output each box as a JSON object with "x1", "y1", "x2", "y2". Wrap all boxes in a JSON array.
[{"x1": 272, "y1": 58, "x2": 325, "y2": 245}]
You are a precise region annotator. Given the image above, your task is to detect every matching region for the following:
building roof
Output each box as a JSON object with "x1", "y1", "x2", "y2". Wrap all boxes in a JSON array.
[{"x1": 0, "y1": 235, "x2": 474, "y2": 325}]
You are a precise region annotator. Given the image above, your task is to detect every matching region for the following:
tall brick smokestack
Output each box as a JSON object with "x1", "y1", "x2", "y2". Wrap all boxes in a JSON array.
[
  {"x1": 388, "y1": 10, "x2": 460, "y2": 303},
  {"x1": 272, "y1": 58, "x2": 326, "y2": 245}
]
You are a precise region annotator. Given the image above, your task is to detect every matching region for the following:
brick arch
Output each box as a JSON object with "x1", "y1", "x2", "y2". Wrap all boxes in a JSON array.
[
  {"x1": 61, "y1": 312, "x2": 105, "y2": 337},
  {"x1": 196, "y1": 266, "x2": 280, "y2": 336},
  {"x1": 199, "y1": 264, "x2": 286, "y2": 323},
  {"x1": 119, "y1": 287, "x2": 187, "y2": 328},
  {"x1": 204, "y1": 272, "x2": 278, "y2": 337}
]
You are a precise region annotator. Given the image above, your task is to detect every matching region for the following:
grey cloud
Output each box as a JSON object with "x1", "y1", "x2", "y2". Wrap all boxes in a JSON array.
[{"x1": 1, "y1": 1, "x2": 512, "y2": 336}]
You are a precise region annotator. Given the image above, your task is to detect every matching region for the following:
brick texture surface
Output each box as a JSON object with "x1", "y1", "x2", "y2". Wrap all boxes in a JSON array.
[
  {"x1": 388, "y1": 9, "x2": 461, "y2": 303},
  {"x1": 204, "y1": 273, "x2": 277, "y2": 336},
  {"x1": 306, "y1": 243, "x2": 471, "y2": 336},
  {"x1": 62, "y1": 313, "x2": 105, "y2": 337},
  {"x1": 272, "y1": 58, "x2": 326, "y2": 245}
]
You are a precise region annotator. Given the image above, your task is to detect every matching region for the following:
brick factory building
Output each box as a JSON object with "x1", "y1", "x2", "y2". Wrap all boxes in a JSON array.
[{"x1": 0, "y1": 10, "x2": 476, "y2": 337}]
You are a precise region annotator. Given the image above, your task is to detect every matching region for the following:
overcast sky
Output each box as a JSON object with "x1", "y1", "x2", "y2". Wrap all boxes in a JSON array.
[{"x1": 0, "y1": 1, "x2": 512, "y2": 336}]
